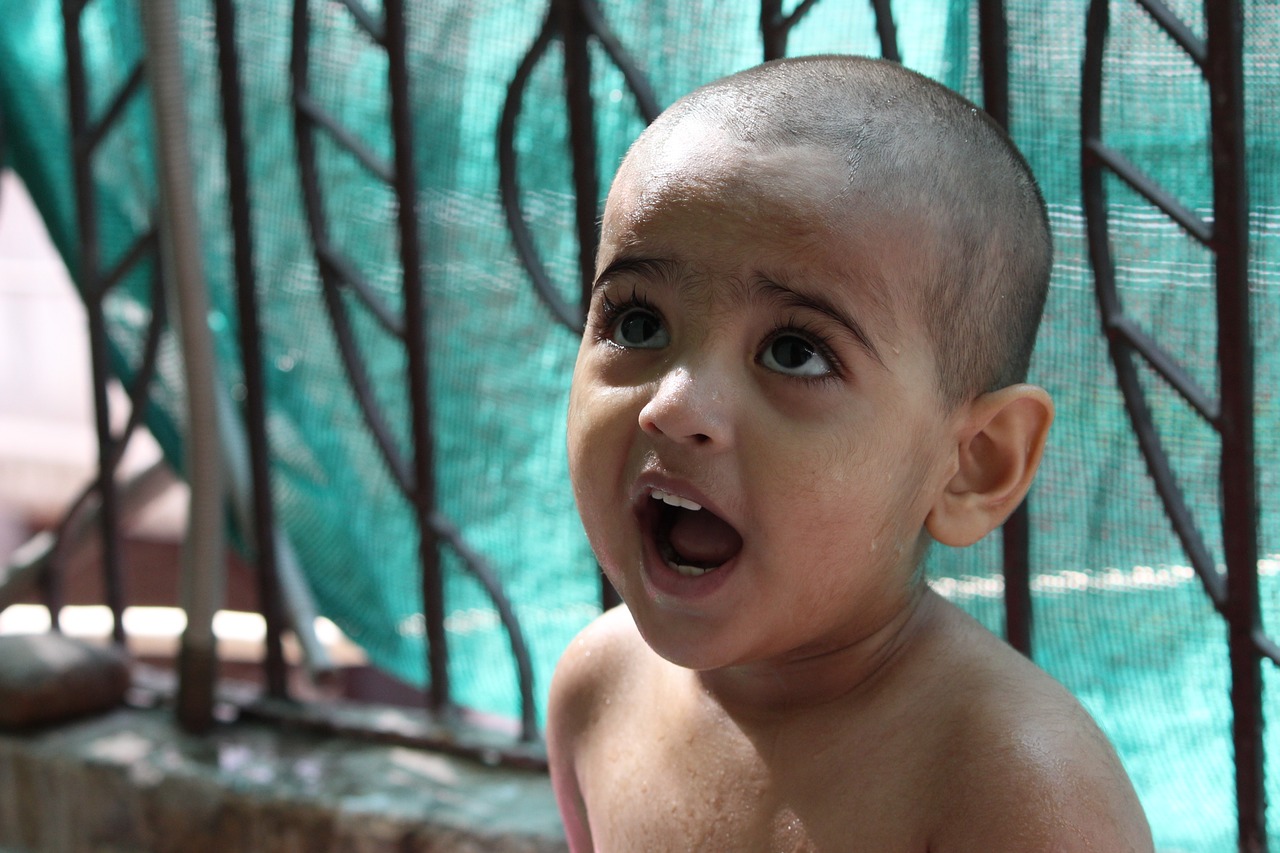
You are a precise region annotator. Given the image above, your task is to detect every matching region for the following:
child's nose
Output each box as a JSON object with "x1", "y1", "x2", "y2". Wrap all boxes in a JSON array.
[{"x1": 638, "y1": 365, "x2": 733, "y2": 448}]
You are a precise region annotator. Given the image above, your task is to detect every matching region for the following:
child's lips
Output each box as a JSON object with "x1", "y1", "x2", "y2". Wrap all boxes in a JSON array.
[{"x1": 631, "y1": 474, "x2": 744, "y2": 583}]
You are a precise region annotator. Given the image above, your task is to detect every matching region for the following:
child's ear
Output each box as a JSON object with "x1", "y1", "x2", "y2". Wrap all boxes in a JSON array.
[{"x1": 926, "y1": 384, "x2": 1054, "y2": 548}]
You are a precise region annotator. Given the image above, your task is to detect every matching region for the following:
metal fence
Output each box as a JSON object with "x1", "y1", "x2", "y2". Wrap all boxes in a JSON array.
[{"x1": 0, "y1": 0, "x2": 1273, "y2": 848}]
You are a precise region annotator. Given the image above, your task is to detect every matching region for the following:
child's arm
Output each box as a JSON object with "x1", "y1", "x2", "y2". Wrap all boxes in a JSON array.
[
  {"x1": 546, "y1": 630, "x2": 596, "y2": 853},
  {"x1": 549, "y1": 607, "x2": 643, "y2": 852}
]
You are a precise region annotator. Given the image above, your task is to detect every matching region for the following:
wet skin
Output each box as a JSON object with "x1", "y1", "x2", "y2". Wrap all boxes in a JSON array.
[
  {"x1": 567, "y1": 127, "x2": 961, "y2": 707},
  {"x1": 554, "y1": 118, "x2": 1153, "y2": 852}
]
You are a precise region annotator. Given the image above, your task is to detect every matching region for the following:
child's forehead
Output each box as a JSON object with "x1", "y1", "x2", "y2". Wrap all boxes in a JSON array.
[
  {"x1": 600, "y1": 137, "x2": 946, "y2": 362},
  {"x1": 613, "y1": 122, "x2": 851, "y2": 224}
]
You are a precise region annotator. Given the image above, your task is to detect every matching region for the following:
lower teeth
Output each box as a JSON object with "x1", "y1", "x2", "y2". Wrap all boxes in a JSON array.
[{"x1": 668, "y1": 561, "x2": 714, "y2": 578}]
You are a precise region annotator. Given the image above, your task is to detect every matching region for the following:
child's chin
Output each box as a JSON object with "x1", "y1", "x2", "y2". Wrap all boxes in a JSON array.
[{"x1": 629, "y1": 614, "x2": 747, "y2": 672}]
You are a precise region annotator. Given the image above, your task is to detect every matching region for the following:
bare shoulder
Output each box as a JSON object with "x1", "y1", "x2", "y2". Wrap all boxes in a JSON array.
[
  {"x1": 546, "y1": 606, "x2": 648, "y2": 852},
  {"x1": 925, "y1": 601, "x2": 1154, "y2": 852},
  {"x1": 547, "y1": 604, "x2": 646, "y2": 736}
]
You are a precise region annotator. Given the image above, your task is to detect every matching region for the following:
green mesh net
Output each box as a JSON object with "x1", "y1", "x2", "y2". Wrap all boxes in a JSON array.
[{"x1": 0, "y1": 1, "x2": 1275, "y2": 849}]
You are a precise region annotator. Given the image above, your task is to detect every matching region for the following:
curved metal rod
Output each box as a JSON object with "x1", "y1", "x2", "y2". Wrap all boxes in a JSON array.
[
  {"x1": 576, "y1": 0, "x2": 660, "y2": 122},
  {"x1": 498, "y1": 9, "x2": 581, "y2": 332},
  {"x1": 297, "y1": 0, "x2": 543, "y2": 728},
  {"x1": 291, "y1": 0, "x2": 413, "y2": 494},
  {"x1": 430, "y1": 513, "x2": 539, "y2": 743},
  {"x1": 316, "y1": 263, "x2": 415, "y2": 493},
  {"x1": 1080, "y1": 0, "x2": 1226, "y2": 612}
]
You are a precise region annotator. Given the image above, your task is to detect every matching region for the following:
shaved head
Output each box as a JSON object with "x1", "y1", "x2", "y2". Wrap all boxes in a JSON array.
[{"x1": 619, "y1": 56, "x2": 1052, "y2": 408}]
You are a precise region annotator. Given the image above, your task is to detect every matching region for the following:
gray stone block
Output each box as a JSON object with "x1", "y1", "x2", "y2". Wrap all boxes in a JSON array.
[{"x1": 0, "y1": 633, "x2": 130, "y2": 729}]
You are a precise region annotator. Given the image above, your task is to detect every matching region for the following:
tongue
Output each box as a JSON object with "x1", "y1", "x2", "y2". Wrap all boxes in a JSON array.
[{"x1": 667, "y1": 508, "x2": 743, "y2": 567}]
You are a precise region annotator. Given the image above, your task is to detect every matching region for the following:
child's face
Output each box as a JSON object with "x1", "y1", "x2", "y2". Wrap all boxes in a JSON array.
[{"x1": 567, "y1": 125, "x2": 962, "y2": 672}]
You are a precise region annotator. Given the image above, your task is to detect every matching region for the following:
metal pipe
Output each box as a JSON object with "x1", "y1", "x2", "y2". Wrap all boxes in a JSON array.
[{"x1": 140, "y1": 0, "x2": 226, "y2": 734}]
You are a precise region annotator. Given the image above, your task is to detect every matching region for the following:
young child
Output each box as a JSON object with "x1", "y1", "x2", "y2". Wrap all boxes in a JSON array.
[{"x1": 549, "y1": 55, "x2": 1153, "y2": 851}]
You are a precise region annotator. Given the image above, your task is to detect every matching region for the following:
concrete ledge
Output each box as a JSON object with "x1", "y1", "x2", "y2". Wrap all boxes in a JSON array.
[{"x1": 0, "y1": 706, "x2": 567, "y2": 853}]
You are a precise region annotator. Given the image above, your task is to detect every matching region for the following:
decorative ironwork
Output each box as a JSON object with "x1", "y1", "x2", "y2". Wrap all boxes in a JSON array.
[
  {"x1": 60, "y1": 0, "x2": 166, "y2": 646},
  {"x1": 760, "y1": 0, "x2": 899, "y2": 62},
  {"x1": 291, "y1": 0, "x2": 539, "y2": 742},
  {"x1": 498, "y1": 0, "x2": 660, "y2": 334},
  {"x1": 212, "y1": 0, "x2": 289, "y2": 699},
  {"x1": 1082, "y1": 0, "x2": 1274, "y2": 847}
]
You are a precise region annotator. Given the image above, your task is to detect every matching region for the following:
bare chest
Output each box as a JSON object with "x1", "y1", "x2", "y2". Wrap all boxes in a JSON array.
[{"x1": 577, "y1": 707, "x2": 930, "y2": 853}]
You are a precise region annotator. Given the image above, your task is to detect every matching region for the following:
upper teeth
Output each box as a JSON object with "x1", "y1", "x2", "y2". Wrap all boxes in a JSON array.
[{"x1": 650, "y1": 488, "x2": 702, "y2": 511}]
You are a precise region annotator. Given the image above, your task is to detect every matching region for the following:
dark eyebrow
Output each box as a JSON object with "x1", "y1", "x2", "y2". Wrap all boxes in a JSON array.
[
  {"x1": 592, "y1": 256, "x2": 681, "y2": 290},
  {"x1": 758, "y1": 278, "x2": 885, "y2": 367}
]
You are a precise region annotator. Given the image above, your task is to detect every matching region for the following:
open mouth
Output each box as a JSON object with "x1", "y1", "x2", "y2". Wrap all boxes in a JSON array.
[{"x1": 646, "y1": 488, "x2": 743, "y2": 578}]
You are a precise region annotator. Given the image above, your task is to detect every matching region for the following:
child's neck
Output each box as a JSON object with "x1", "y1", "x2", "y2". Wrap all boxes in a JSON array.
[{"x1": 694, "y1": 586, "x2": 940, "y2": 720}]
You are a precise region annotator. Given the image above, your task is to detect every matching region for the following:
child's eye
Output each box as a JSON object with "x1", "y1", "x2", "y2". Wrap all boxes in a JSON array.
[
  {"x1": 611, "y1": 307, "x2": 669, "y2": 349},
  {"x1": 759, "y1": 333, "x2": 833, "y2": 377}
]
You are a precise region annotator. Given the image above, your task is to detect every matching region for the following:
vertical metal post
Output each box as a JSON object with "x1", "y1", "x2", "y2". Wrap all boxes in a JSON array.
[
  {"x1": 61, "y1": 0, "x2": 127, "y2": 646},
  {"x1": 1206, "y1": 2, "x2": 1265, "y2": 847},
  {"x1": 384, "y1": 0, "x2": 451, "y2": 714},
  {"x1": 760, "y1": 0, "x2": 787, "y2": 61},
  {"x1": 212, "y1": 0, "x2": 288, "y2": 699},
  {"x1": 978, "y1": 0, "x2": 1033, "y2": 657},
  {"x1": 557, "y1": 0, "x2": 602, "y2": 323},
  {"x1": 140, "y1": 0, "x2": 226, "y2": 733}
]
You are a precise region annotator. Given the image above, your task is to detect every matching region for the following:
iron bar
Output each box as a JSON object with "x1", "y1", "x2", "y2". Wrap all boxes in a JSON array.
[
  {"x1": 978, "y1": 0, "x2": 1009, "y2": 129},
  {"x1": 296, "y1": 91, "x2": 396, "y2": 185},
  {"x1": 63, "y1": 0, "x2": 126, "y2": 645},
  {"x1": 1081, "y1": 0, "x2": 1227, "y2": 614},
  {"x1": 213, "y1": 0, "x2": 288, "y2": 700},
  {"x1": 82, "y1": 63, "x2": 146, "y2": 159},
  {"x1": 576, "y1": 0, "x2": 660, "y2": 122},
  {"x1": 1255, "y1": 630, "x2": 1280, "y2": 668},
  {"x1": 1117, "y1": 351, "x2": 1227, "y2": 609},
  {"x1": 316, "y1": 274, "x2": 415, "y2": 492},
  {"x1": 1083, "y1": 138, "x2": 1214, "y2": 246},
  {"x1": 113, "y1": 265, "x2": 166, "y2": 465},
  {"x1": 869, "y1": 0, "x2": 900, "y2": 63},
  {"x1": 1205, "y1": 1, "x2": 1266, "y2": 847},
  {"x1": 291, "y1": 0, "x2": 413, "y2": 494},
  {"x1": 100, "y1": 227, "x2": 157, "y2": 293},
  {"x1": 430, "y1": 514, "x2": 538, "y2": 741},
  {"x1": 242, "y1": 695, "x2": 549, "y2": 772},
  {"x1": 497, "y1": 11, "x2": 579, "y2": 330},
  {"x1": 759, "y1": 0, "x2": 820, "y2": 60},
  {"x1": 975, "y1": 0, "x2": 1034, "y2": 657},
  {"x1": 385, "y1": 0, "x2": 452, "y2": 715},
  {"x1": 1106, "y1": 314, "x2": 1218, "y2": 422},
  {"x1": 1084, "y1": 0, "x2": 1269, "y2": 844},
  {"x1": 337, "y1": 0, "x2": 386, "y2": 45},
  {"x1": 557, "y1": 0, "x2": 602, "y2": 327},
  {"x1": 316, "y1": 243, "x2": 407, "y2": 338},
  {"x1": 1134, "y1": 0, "x2": 1207, "y2": 68}
]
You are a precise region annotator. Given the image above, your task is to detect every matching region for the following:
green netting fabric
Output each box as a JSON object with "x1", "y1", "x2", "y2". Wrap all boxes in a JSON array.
[{"x1": 0, "y1": 1, "x2": 1275, "y2": 849}]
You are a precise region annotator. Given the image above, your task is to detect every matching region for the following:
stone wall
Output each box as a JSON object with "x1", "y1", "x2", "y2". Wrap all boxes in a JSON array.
[{"x1": 0, "y1": 707, "x2": 567, "y2": 853}]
